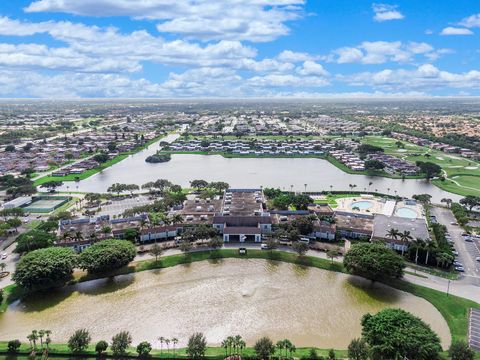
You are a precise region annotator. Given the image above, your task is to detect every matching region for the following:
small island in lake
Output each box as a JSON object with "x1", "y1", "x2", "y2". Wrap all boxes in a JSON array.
[{"x1": 145, "y1": 152, "x2": 171, "y2": 163}]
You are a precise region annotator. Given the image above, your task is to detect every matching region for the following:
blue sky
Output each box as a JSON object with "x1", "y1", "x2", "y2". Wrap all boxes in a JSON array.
[{"x1": 0, "y1": 0, "x2": 479, "y2": 98}]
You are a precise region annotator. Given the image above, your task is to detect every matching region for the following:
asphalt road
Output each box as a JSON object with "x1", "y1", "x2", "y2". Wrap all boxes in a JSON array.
[{"x1": 431, "y1": 206, "x2": 480, "y2": 279}]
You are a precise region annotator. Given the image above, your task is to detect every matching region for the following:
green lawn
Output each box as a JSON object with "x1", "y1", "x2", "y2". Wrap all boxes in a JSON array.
[
  {"x1": 359, "y1": 136, "x2": 480, "y2": 197},
  {"x1": 33, "y1": 154, "x2": 129, "y2": 186}
]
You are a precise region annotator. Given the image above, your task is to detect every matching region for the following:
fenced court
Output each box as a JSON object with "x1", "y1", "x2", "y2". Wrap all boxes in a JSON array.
[{"x1": 23, "y1": 196, "x2": 71, "y2": 213}]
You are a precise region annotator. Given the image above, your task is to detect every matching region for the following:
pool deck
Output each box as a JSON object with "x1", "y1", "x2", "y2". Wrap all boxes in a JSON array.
[{"x1": 335, "y1": 196, "x2": 424, "y2": 219}]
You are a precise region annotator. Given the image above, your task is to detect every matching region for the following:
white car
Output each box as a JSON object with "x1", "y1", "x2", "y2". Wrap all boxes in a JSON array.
[{"x1": 1, "y1": 253, "x2": 7, "y2": 260}]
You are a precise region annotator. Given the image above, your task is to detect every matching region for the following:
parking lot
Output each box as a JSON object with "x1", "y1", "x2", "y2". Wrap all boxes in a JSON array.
[
  {"x1": 469, "y1": 308, "x2": 480, "y2": 351},
  {"x1": 431, "y1": 207, "x2": 480, "y2": 278},
  {"x1": 94, "y1": 196, "x2": 153, "y2": 217}
]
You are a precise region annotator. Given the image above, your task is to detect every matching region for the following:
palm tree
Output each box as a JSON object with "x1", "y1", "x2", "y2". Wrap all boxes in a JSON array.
[
  {"x1": 221, "y1": 340, "x2": 229, "y2": 357},
  {"x1": 171, "y1": 214, "x2": 183, "y2": 226},
  {"x1": 411, "y1": 238, "x2": 425, "y2": 264},
  {"x1": 441, "y1": 198, "x2": 452, "y2": 208},
  {"x1": 165, "y1": 338, "x2": 171, "y2": 354},
  {"x1": 239, "y1": 339, "x2": 246, "y2": 356},
  {"x1": 158, "y1": 336, "x2": 165, "y2": 355},
  {"x1": 30, "y1": 330, "x2": 38, "y2": 349},
  {"x1": 227, "y1": 336, "x2": 234, "y2": 356},
  {"x1": 399, "y1": 230, "x2": 413, "y2": 256},
  {"x1": 385, "y1": 228, "x2": 400, "y2": 243},
  {"x1": 27, "y1": 334, "x2": 34, "y2": 350},
  {"x1": 234, "y1": 335, "x2": 243, "y2": 355},
  {"x1": 172, "y1": 337, "x2": 178, "y2": 358},
  {"x1": 74, "y1": 231, "x2": 83, "y2": 242},
  {"x1": 160, "y1": 213, "x2": 172, "y2": 226},
  {"x1": 38, "y1": 330, "x2": 45, "y2": 348},
  {"x1": 424, "y1": 241, "x2": 437, "y2": 265}
]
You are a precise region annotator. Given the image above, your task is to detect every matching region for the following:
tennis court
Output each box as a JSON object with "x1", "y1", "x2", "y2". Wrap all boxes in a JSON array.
[{"x1": 24, "y1": 196, "x2": 70, "y2": 213}]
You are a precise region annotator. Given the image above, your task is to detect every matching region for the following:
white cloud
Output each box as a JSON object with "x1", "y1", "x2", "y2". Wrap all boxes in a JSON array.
[
  {"x1": 332, "y1": 41, "x2": 437, "y2": 64},
  {"x1": 25, "y1": 0, "x2": 305, "y2": 42},
  {"x1": 440, "y1": 27, "x2": 474, "y2": 36},
  {"x1": 372, "y1": 4, "x2": 404, "y2": 22},
  {"x1": 296, "y1": 61, "x2": 329, "y2": 76},
  {"x1": 0, "y1": 70, "x2": 170, "y2": 98},
  {"x1": 0, "y1": 17, "x2": 258, "y2": 73},
  {"x1": 277, "y1": 50, "x2": 317, "y2": 62},
  {"x1": 342, "y1": 64, "x2": 480, "y2": 91},
  {"x1": 459, "y1": 13, "x2": 480, "y2": 28}
]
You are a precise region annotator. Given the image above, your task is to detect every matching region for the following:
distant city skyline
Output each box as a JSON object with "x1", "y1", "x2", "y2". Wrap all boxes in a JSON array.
[{"x1": 0, "y1": 0, "x2": 479, "y2": 98}]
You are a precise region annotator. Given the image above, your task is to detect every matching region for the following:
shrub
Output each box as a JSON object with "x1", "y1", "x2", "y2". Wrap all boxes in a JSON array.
[
  {"x1": 68, "y1": 329, "x2": 91, "y2": 353},
  {"x1": 7, "y1": 340, "x2": 21, "y2": 353},
  {"x1": 136, "y1": 341, "x2": 152, "y2": 357},
  {"x1": 95, "y1": 340, "x2": 109, "y2": 355}
]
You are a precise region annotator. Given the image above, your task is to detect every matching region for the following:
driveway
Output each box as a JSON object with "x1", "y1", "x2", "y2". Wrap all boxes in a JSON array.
[{"x1": 430, "y1": 206, "x2": 480, "y2": 279}]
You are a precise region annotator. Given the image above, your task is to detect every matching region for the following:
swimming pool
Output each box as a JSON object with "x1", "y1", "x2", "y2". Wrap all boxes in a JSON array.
[
  {"x1": 395, "y1": 207, "x2": 418, "y2": 219},
  {"x1": 350, "y1": 200, "x2": 374, "y2": 210}
]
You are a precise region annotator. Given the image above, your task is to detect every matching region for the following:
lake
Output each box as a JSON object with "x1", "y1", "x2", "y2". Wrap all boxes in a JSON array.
[
  {"x1": 57, "y1": 136, "x2": 461, "y2": 203},
  {"x1": 0, "y1": 259, "x2": 450, "y2": 349}
]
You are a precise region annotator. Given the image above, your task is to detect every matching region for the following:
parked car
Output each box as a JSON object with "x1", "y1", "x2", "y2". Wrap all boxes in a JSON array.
[
  {"x1": 476, "y1": 257, "x2": 480, "y2": 262},
  {"x1": 465, "y1": 237, "x2": 474, "y2": 242},
  {"x1": 451, "y1": 222, "x2": 458, "y2": 226},
  {"x1": 453, "y1": 261, "x2": 463, "y2": 267},
  {"x1": 452, "y1": 250, "x2": 459, "y2": 256},
  {"x1": 261, "y1": 243, "x2": 271, "y2": 250},
  {"x1": 455, "y1": 266, "x2": 465, "y2": 272},
  {"x1": 0, "y1": 253, "x2": 7, "y2": 260}
]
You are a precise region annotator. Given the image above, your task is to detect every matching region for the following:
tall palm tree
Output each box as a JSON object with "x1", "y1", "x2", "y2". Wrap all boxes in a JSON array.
[
  {"x1": 30, "y1": 330, "x2": 38, "y2": 349},
  {"x1": 38, "y1": 330, "x2": 45, "y2": 348},
  {"x1": 234, "y1": 335, "x2": 243, "y2": 355},
  {"x1": 399, "y1": 230, "x2": 413, "y2": 256},
  {"x1": 158, "y1": 336, "x2": 165, "y2": 355},
  {"x1": 411, "y1": 238, "x2": 425, "y2": 264},
  {"x1": 227, "y1": 336, "x2": 234, "y2": 356},
  {"x1": 221, "y1": 340, "x2": 229, "y2": 357},
  {"x1": 172, "y1": 338, "x2": 178, "y2": 358},
  {"x1": 160, "y1": 213, "x2": 172, "y2": 226},
  {"x1": 165, "y1": 338, "x2": 171, "y2": 354},
  {"x1": 424, "y1": 241, "x2": 437, "y2": 265}
]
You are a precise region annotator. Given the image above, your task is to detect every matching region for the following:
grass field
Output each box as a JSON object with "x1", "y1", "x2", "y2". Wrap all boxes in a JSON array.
[{"x1": 359, "y1": 136, "x2": 480, "y2": 197}]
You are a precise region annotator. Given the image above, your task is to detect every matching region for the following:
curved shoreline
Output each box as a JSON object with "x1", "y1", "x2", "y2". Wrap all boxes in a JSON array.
[{"x1": 2, "y1": 249, "x2": 478, "y2": 352}]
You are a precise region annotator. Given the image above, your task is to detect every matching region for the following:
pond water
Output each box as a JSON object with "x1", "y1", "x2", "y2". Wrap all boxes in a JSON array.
[
  {"x1": 0, "y1": 259, "x2": 450, "y2": 349},
  {"x1": 56, "y1": 135, "x2": 460, "y2": 203}
]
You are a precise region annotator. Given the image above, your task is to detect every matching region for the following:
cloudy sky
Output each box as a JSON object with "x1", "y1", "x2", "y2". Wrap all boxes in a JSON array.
[{"x1": 0, "y1": 0, "x2": 479, "y2": 98}]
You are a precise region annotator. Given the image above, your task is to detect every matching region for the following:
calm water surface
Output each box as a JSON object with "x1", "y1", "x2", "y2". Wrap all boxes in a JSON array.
[
  {"x1": 0, "y1": 259, "x2": 450, "y2": 349},
  {"x1": 57, "y1": 136, "x2": 461, "y2": 203}
]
